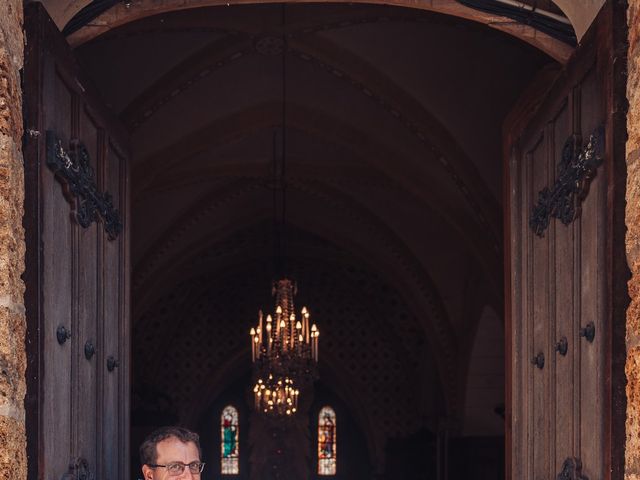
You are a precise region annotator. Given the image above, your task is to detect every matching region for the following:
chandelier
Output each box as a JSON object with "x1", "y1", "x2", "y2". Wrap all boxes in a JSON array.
[
  {"x1": 250, "y1": 278, "x2": 319, "y2": 416},
  {"x1": 248, "y1": 5, "x2": 320, "y2": 417}
]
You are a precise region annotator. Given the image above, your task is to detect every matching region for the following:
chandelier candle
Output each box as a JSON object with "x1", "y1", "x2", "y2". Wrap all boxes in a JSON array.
[{"x1": 250, "y1": 278, "x2": 319, "y2": 416}]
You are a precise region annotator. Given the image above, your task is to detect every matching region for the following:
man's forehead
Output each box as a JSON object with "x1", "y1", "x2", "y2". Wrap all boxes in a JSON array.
[{"x1": 155, "y1": 437, "x2": 200, "y2": 460}]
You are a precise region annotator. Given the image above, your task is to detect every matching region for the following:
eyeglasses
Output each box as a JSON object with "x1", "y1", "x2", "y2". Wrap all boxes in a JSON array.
[{"x1": 148, "y1": 461, "x2": 205, "y2": 476}]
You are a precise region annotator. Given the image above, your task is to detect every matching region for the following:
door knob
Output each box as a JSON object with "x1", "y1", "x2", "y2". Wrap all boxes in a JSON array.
[
  {"x1": 555, "y1": 336, "x2": 568, "y2": 356},
  {"x1": 84, "y1": 341, "x2": 95, "y2": 360},
  {"x1": 56, "y1": 325, "x2": 71, "y2": 345},
  {"x1": 531, "y1": 352, "x2": 545, "y2": 369},
  {"x1": 579, "y1": 322, "x2": 595, "y2": 343},
  {"x1": 107, "y1": 356, "x2": 119, "y2": 372}
]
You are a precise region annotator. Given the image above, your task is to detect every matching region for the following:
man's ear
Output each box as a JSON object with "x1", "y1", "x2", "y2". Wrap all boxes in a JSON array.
[{"x1": 141, "y1": 464, "x2": 154, "y2": 480}]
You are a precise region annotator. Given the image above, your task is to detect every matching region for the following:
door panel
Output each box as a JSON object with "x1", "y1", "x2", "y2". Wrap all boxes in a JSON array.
[
  {"x1": 75, "y1": 217, "x2": 99, "y2": 472},
  {"x1": 504, "y1": 3, "x2": 625, "y2": 480},
  {"x1": 576, "y1": 67, "x2": 606, "y2": 480},
  {"x1": 42, "y1": 135, "x2": 74, "y2": 477},
  {"x1": 24, "y1": 4, "x2": 130, "y2": 480},
  {"x1": 512, "y1": 80, "x2": 606, "y2": 478},
  {"x1": 552, "y1": 100, "x2": 574, "y2": 473},
  {"x1": 529, "y1": 134, "x2": 551, "y2": 480},
  {"x1": 102, "y1": 138, "x2": 127, "y2": 480}
]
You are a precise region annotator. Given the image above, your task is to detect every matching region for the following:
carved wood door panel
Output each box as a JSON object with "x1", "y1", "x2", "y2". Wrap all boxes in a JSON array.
[
  {"x1": 24, "y1": 4, "x2": 130, "y2": 480},
  {"x1": 505, "y1": 3, "x2": 626, "y2": 480}
]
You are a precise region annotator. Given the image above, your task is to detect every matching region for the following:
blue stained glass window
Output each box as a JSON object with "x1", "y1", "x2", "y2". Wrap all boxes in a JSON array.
[
  {"x1": 318, "y1": 406, "x2": 337, "y2": 475},
  {"x1": 220, "y1": 405, "x2": 239, "y2": 475}
]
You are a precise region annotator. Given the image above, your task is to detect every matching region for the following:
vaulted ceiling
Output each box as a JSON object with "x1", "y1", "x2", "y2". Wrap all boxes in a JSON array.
[{"x1": 67, "y1": 1, "x2": 559, "y2": 455}]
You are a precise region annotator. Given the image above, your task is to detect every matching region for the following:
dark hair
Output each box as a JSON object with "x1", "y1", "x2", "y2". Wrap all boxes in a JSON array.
[{"x1": 139, "y1": 426, "x2": 201, "y2": 465}]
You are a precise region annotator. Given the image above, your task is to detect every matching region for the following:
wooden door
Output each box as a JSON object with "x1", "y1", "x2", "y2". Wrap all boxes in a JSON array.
[
  {"x1": 504, "y1": 2, "x2": 627, "y2": 480},
  {"x1": 23, "y1": 4, "x2": 130, "y2": 480}
]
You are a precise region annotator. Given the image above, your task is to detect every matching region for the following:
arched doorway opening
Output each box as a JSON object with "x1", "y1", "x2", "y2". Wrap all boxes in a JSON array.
[
  {"x1": 74, "y1": 4, "x2": 546, "y2": 477},
  {"x1": 22, "y1": 1, "x2": 628, "y2": 480}
]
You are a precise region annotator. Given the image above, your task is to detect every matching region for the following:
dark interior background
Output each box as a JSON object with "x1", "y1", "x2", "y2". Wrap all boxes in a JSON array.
[{"x1": 73, "y1": 4, "x2": 554, "y2": 478}]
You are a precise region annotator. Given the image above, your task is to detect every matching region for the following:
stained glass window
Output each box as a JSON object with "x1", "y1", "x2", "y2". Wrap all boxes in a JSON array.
[
  {"x1": 318, "y1": 406, "x2": 337, "y2": 475},
  {"x1": 220, "y1": 405, "x2": 239, "y2": 475}
]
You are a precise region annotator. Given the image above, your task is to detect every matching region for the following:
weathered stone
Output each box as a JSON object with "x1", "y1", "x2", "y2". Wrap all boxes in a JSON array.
[
  {"x1": 0, "y1": 47, "x2": 22, "y2": 141},
  {"x1": 0, "y1": 415, "x2": 26, "y2": 480},
  {"x1": 0, "y1": 0, "x2": 23, "y2": 66},
  {"x1": 0, "y1": 1, "x2": 25, "y2": 479},
  {"x1": 627, "y1": 153, "x2": 640, "y2": 269},
  {"x1": 628, "y1": 346, "x2": 640, "y2": 474},
  {"x1": 0, "y1": 0, "x2": 22, "y2": 142},
  {"x1": 629, "y1": 258, "x2": 640, "y2": 341},
  {"x1": 0, "y1": 307, "x2": 25, "y2": 409},
  {"x1": 628, "y1": 1, "x2": 640, "y2": 479},
  {"x1": 629, "y1": 2, "x2": 640, "y2": 161}
]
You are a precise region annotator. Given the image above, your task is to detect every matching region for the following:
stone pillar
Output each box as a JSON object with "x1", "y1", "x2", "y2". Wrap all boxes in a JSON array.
[
  {"x1": 0, "y1": 0, "x2": 25, "y2": 479},
  {"x1": 627, "y1": 1, "x2": 640, "y2": 479}
]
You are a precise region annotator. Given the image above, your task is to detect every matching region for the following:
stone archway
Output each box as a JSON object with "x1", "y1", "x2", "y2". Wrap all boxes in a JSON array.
[
  {"x1": 2, "y1": 2, "x2": 639, "y2": 480},
  {"x1": 43, "y1": 0, "x2": 577, "y2": 60}
]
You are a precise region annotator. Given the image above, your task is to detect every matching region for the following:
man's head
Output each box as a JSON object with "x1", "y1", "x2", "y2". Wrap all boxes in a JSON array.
[{"x1": 140, "y1": 426, "x2": 203, "y2": 479}]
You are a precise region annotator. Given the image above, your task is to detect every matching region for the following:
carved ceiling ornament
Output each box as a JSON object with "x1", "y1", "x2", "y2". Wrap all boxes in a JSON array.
[
  {"x1": 46, "y1": 130, "x2": 122, "y2": 240},
  {"x1": 254, "y1": 35, "x2": 285, "y2": 56},
  {"x1": 529, "y1": 126, "x2": 604, "y2": 237}
]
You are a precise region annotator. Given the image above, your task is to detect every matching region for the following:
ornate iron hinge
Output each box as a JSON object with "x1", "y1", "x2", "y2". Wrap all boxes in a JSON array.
[
  {"x1": 46, "y1": 130, "x2": 122, "y2": 240},
  {"x1": 557, "y1": 457, "x2": 588, "y2": 480},
  {"x1": 529, "y1": 127, "x2": 604, "y2": 237}
]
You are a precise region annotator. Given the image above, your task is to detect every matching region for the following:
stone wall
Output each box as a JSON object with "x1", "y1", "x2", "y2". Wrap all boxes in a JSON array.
[
  {"x1": 627, "y1": 0, "x2": 640, "y2": 478},
  {"x1": 0, "y1": 1, "x2": 25, "y2": 479}
]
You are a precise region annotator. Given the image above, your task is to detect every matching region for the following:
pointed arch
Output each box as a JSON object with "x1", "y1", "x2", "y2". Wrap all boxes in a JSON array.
[{"x1": 60, "y1": 0, "x2": 574, "y2": 62}]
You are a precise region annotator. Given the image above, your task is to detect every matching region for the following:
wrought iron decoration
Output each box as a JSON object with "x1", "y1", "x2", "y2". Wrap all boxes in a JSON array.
[
  {"x1": 529, "y1": 127, "x2": 604, "y2": 237},
  {"x1": 46, "y1": 131, "x2": 122, "y2": 240},
  {"x1": 557, "y1": 457, "x2": 588, "y2": 480}
]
